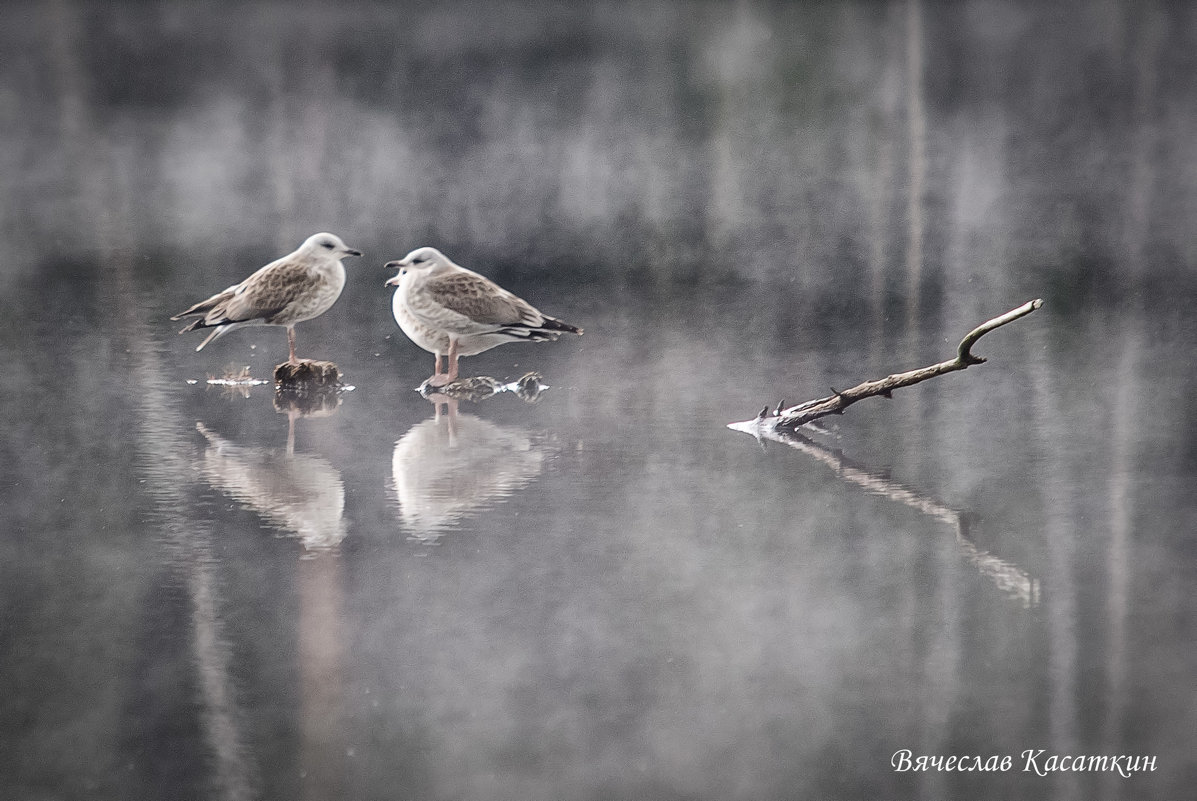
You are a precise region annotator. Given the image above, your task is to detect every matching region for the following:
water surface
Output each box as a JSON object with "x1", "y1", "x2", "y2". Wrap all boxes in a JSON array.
[{"x1": 2, "y1": 2, "x2": 1195, "y2": 800}]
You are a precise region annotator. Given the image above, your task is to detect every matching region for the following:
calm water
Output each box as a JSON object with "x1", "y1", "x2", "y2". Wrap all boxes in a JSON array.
[{"x1": 3, "y1": 2, "x2": 1196, "y2": 800}]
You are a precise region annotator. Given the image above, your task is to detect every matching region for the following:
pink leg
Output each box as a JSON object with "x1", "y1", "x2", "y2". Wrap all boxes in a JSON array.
[
  {"x1": 427, "y1": 351, "x2": 449, "y2": 387},
  {"x1": 447, "y1": 338, "x2": 459, "y2": 380},
  {"x1": 428, "y1": 341, "x2": 459, "y2": 387},
  {"x1": 287, "y1": 327, "x2": 299, "y2": 364}
]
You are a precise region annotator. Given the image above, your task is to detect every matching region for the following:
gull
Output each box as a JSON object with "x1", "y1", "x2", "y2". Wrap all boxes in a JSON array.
[
  {"x1": 172, "y1": 232, "x2": 362, "y2": 364},
  {"x1": 384, "y1": 247, "x2": 582, "y2": 384}
]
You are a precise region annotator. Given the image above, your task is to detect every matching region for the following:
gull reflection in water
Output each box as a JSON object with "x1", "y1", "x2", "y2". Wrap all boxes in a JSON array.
[
  {"x1": 391, "y1": 393, "x2": 550, "y2": 542},
  {"x1": 196, "y1": 416, "x2": 348, "y2": 552}
]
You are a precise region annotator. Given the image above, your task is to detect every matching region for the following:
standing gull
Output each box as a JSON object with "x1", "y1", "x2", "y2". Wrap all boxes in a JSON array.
[
  {"x1": 385, "y1": 247, "x2": 582, "y2": 384},
  {"x1": 172, "y1": 232, "x2": 362, "y2": 364}
]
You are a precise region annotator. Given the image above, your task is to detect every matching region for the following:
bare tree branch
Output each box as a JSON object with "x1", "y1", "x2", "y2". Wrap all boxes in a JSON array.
[{"x1": 734, "y1": 299, "x2": 1043, "y2": 432}]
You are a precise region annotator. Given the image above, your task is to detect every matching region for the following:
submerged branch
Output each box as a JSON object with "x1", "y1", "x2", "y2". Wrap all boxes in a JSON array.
[
  {"x1": 418, "y1": 372, "x2": 547, "y2": 404},
  {"x1": 737, "y1": 299, "x2": 1043, "y2": 432}
]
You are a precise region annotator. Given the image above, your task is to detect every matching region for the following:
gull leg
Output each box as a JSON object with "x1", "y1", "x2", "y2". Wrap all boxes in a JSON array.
[
  {"x1": 446, "y1": 338, "x2": 459, "y2": 380},
  {"x1": 427, "y1": 341, "x2": 459, "y2": 387},
  {"x1": 428, "y1": 351, "x2": 450, "y2": 387},
  {"x1": 287, "y1": 327, "x2": 299, "y2": 365}
]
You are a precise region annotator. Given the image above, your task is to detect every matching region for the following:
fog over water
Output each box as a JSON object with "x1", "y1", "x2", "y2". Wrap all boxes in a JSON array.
[{"x1": 2, "y1": 2, "x2": 1195, "y2": 800}]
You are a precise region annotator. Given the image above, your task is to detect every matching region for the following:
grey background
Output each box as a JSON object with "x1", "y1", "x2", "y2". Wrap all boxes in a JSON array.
[{"x1": 1, "y1": 2, "x2": 1194, "y2": 799}]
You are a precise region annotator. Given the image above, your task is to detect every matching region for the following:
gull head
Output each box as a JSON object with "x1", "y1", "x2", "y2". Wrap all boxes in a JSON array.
[
  {"x1": 300, "y1": 232, "x2": 363, "y2": 259},
  {"x1": 384, "y1": 246, "x2": 449, "y2": 286}
]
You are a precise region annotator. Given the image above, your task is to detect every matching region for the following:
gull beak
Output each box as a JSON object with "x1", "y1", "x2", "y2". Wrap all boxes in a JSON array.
[
  {"x1": 344, "y1": 248, "x2": 363, "y2": 257},
  {"x1": 384, "y1": 264, "x2": 403, "y2": 287},
  {"x1": 384, "y1": 274, "x2": 401, "y2": 287}
]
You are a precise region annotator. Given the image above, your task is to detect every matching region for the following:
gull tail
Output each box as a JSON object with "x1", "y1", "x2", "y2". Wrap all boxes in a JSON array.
[
  {"x1": 501, "y1": 315, "x2": 583, "y2": 342},
  {"x1": 175, "y1": 313, "x2": 227, "y2": 336},
  {"x1": 171, "y1": 285, "x2": 238, "y2": 323},
  {"x1": 195, "y1": 325, "x2": 231, "y2": 351},
  {"x1": 171, "y1": 296, "x2": 222, "y2": 322},
  {"x1": 175, "y1": 314, "x2": 233, "y2": 350},
  {"x1": 538, "y1": 316, "x2": 583, "y2": 336},
  {"x1": 172, "y1": 286, "x2": 239, "y2": 349}
]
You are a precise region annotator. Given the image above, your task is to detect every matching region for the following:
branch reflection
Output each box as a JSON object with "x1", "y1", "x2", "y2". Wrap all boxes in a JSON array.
[{"x1": 758, "y1": 427, "x2": 1039, "y2": 607}]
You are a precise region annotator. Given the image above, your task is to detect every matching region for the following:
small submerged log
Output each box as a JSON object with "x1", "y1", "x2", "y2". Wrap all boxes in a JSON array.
[
  {"x1": 417, "y1": 372, "x2": 547, "y2": 404},
  {"x1": 421, "y1": 375, "x2": 506, "y2": 403}
]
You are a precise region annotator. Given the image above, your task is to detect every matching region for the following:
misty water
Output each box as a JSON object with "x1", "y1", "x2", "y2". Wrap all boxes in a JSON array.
[{"x1": 3, "y1": 2, "x2": 1196, "y2": 800}]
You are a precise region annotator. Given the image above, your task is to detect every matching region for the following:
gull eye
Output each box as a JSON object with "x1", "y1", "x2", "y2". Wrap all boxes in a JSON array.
[{"x1": 321, "y1": 241, "x2": 335, "y2": 250}]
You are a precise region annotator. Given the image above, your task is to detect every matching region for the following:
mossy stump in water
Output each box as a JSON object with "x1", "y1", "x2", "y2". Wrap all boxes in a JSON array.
[
  {"x1": 273, "y1": 360, "x2": 343, "y2": 416},
  {"x1": 274, "y1": 359, "x2": 340, "y2": 386}
]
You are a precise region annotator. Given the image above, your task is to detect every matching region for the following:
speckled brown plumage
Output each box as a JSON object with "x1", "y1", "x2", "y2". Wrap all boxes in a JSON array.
[
  {"x1": 172, "y1": 232, "x2": 362, "y2": 363},
  {"x1": 421, "y1": 272, "x2": 541, "y2": 328}
]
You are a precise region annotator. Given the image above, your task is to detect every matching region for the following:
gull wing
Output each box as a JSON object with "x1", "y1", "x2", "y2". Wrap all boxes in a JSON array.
[
  {"x1": 218, "y1": 259, "x2": 312, "y2": 323},
  {"x1": 174, "y1": 259, "x2": 310, "y2": 329},
  {"x1": 414, "y1": 271, "x2": 543, "y2": 333}
]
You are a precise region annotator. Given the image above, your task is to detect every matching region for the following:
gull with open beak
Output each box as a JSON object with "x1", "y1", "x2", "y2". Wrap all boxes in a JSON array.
[{"x1": 385, "y1": 247, "x2": 582, "y2": 385}]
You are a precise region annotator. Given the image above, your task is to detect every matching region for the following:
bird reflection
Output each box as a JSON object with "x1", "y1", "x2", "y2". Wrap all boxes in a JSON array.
[
  {"x1": 196, "y1": 421, "x2": 347, "y2": 552},
  {"x1": 391, "y1": 400, "x2": 550, "y2": 542}
]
